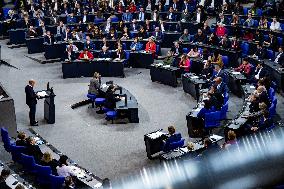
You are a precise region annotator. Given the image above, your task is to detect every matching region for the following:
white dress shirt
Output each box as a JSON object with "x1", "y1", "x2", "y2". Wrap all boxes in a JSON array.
[
  {"x1": 255, "y1": 68, "x2": 262, "y2": 80},
  {"x1": 57, "y1": 165, "x2": 75, "y2": 177},
  {"x1": 275, "y1": 52, "x2": 283, "y2": 63},
  {"x1": 196, "y1": 12, "x2": 201, "y2": 23},
  {"x1": 270, "y1": 21, "x2": 281, "y2": 31}
]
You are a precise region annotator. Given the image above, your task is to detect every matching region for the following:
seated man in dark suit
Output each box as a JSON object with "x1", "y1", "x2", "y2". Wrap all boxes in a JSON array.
[
  {"x1": 27, "y1": 25, "x2": 38, "y2": 38},
  {"x1": 208, "y1": 86, "x2": 224, "y2": 110},
  {"x1": 163, "y1": 126, "x2": 182, "y2": 151},
  {"x1": 44, "y1": 31, "x2": 55, "y2": 44},
  {"x1": 0, "y1": 169, "x2": 10, "y2": 189},
  {"x1": 67, "y1": 12, "x2": 77, "y2": 24},
  {"x1": 84, "y1": 36, "x2": 95, "y2": 50},
  {"x1": 274, "y1": 46, "x2": 284, "y2": 65},
  {"x1": 170, "y1": 41, "x2": 183, "y2": 56},
  {"x1": 99, "y1": 46, "x2": 111, "y2": 58},
  {"x1": 16, "y1": 131, "x2": 27, "y2": 146},
  {"x1": 250, "y1": 110, "x2": 273, "y2": 132},
  {"x1": 213, "y1": 77, "x2": 228, "y2": 94},
  {"x1": 26, "y1": 136, "x2": 43, "y2": 163},
  {"x1": 253, "y1": 43, "x2": 266, "y2": 60},
  {"x1": 104, "y1": 85, "x2": 121, "y2": 110},
  {"x1": 193, "y1": 29, "x2": 207, "y2": 44},
  {"x1": 256, "y1": 86, "x2": 271, "y2": 107},
  {"x1": 152, "y1": 27, "x2": 162, "y2": 40},
  {"x1": 210, "y1": 64, "x2": 225, "y2": 81},
  {"x1": 254, "y1": 62, "x2": 268, "y2": 81}
]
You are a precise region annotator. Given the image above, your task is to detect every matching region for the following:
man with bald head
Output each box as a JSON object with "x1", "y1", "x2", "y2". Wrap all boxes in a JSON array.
[{"x1": 25, "y1": 80, "x2": 38, "y2": 126}]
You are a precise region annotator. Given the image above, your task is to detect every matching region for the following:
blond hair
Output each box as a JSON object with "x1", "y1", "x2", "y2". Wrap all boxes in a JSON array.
[{"x1": 42, "y1": 152, "x2": 52, "y2": 163}]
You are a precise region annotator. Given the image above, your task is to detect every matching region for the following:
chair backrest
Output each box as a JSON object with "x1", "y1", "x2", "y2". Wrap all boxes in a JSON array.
[
  {"x1": 35, "y1": 164, "x2": 52, "y2": 182},
  {"x1": 277, "y1": 37, "x2": 283, "y2": 46},
  {"x1": 254, "y1": 20, "x2": 259, "y2": 27},
  {"x1": 256, "y1": 9, "x2": 262, "y2": 16},
  {"x1": 222, "y1": 56, "x2": 229, "y2": 67},
  {"x1": 20, "y1": 153, "x2": 36, "y2": 170},
  {"x1": 268, "y1": 87, "x2": 275, "y2": 99},
  {"x1": 223, "y1": 92, "x2": 229, "y2": 103},
  {"x1": 1, "y1": 127, "x2": 12, "y2": 152},
  {"x1": 243, "y1": 7, "x2": 248, "y2": 15},
  {"x1": 10, "y1": 145, "x2": 27, "y2": 163},
  {"x1": 272, "y1": 96, "x2": 277, "y2": 106},
  {"x1": 183, "y1": 48, "x2": 189, "y2": 54},
  {"x1": 204, "y1": 111, "x2": 221, "y2": 129},
  {"x1": 49, "y1": 174, "x2": 65, "y2": 189},
  {"x1": 220, "y1": 102, "x2": 228, "y2": 120},
  {"x1": 125, "y1": 51, "x2": 130, "y2": 60},
  {"x1": 168, "y1": 139, "x2": 185, "y2": 150},
  {"x1": 266, "y1": 49, "x2": 274, "y2": 60},
  {"x1": 156, "y1": 44, "x2": 160, "y2": 55},
  {"x1": 269, "y1": 103, "x2": 276, "y2": 118},
  {"x1": 241, "y1": 43, "x2": 249, "y2": 55}
]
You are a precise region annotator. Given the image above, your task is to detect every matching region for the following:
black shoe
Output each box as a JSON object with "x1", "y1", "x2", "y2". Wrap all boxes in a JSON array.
[{"x1": 30, "y1": 123, "x2": 39, "y2": 126}]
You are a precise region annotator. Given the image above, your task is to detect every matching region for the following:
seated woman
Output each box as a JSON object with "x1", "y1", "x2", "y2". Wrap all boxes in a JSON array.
[
  {"x1": 108, "y1": 27, "x2": 117, "y2": 40},
  {"x1": 78, "y1": 48, "x2": 94, "y2": 60},
  {"x1": 163, "y1": 51, "x2": 174, "y2": 65},
  {"x1": 40, "y1": 152, "x2": 59, "y2": 175},
  {"x1": 145, "y1": 36, "x2": 156, "y2": 58},
  {"x1": 202, "y1": 60, "x2": 214, "y2": 79},
  {"x1": 115, "y1": 45, "x2": 125, "y2": 59},
  {"x1": 179, "y1": 54, "x2": 190, "y2": 72},
  {"x1": 104, "y1": 85, "x2": 121, "y2": 110},
  {"x1": 222, "y1": 130, "x2": 237, "y2": 149},
  {"x1": 210, "y1": 50, "x2": 223, "y2": 68},
  {"x1": 163, "y1": 126, "x2": 182, "y2": 151},
  {"x1": 16, "y1": 131, "x2": 27, "y2": 146},
  {"x1": 56, "y1": 155, "x2": 75, "y2": 178},
  {"x1": 187, "y1": 46, "x2": 200, "y2": 58},
  {"x1": 120, "y1": 27, "x2": 130, "y2": 40},
  {"x1": 88, "y1": 72, "x2": 101, "y2": 96},
  {"x1": 197, "y1": 100, "x2": 213, "y2": 119}
]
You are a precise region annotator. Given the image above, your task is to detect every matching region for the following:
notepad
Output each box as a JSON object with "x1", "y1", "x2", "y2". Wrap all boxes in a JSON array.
[
  {"x1": 232, "y1": 72, "x2": 241, "y2": 75},
  {"x1": 210, "y1": 134, "x2": 223, "y2": 141},
  {"x1": 37, "y1": 91, "x2": 47, "y2": 97},
  {"x1": 249, "y1": 86, "x2": 255, "y2": 89},
  {"x1": 190, "y1": 76, "x2": 199, "y2": 79},
  {"x1": 163, "y1": 65, "x2": 170, "y2": 68}
]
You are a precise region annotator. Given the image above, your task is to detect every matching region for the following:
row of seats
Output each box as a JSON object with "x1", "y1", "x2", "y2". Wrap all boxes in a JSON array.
[{"x1": 1, "y1": 128, "x2": 65, "y2": 189}]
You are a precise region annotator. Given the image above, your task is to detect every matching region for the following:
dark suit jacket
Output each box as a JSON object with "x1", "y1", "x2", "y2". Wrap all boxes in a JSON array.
[
  {"x1": 254, "y1": 67, "x2": 268, "y2": 79},
  {"x1": 259, "y1": 91, "x2": 270, "y2": 107},
  {"x1": 193, "y1": 12, "x2": 206, "y2": 23},
  {"x1": 26, "y1": 144, "x2": 43, "y2": 162},
  {"x1": 170, "y1": 46, "x2": 183, "y2": 55},
  {"x1": 44, "y1": 35, "x2": 55, "y2": 44},
  {"x1": 0, "y1": 179, "x2": 9, "y2": 189},
  {"x1": 211, "y1": 69, "x2": 226, "y2": 80},
  {"x1": 255, "y1": 48, "x2": 266, "y2": 60},
  {"x1": 25, "y1": 85, "x2": 37, "y2": 106},
  {"x1": 258, "y1": 118, "x2": 273, "y2": 130},
  {"x1": 16, "y1": 139, "x2": 27, "y2": 146},
  {"x1": 193, "y1": 34, "x2": 207, "y2": 43},
  {"x1": 99, "y1": 51, "x2": 111, "y2": 58},
  {"x1": 84, "y1": 41, "x2": 95, "y2": 50},
  {"x1": 105, "y1": 91, "x2": 120, "y2": 109},
  {"x1": 215, "y1": 82, "x2": 228, "y2": 94}
]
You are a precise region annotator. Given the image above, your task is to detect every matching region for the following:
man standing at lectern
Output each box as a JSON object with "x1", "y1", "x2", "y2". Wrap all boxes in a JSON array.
[{"x1": 25, "y1": 80, "x2": 38, "y2": 126}]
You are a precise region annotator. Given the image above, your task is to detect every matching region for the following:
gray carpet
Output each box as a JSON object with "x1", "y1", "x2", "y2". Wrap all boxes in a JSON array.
[{"x1": 0, "y1": 40, "x2": 283, "y2": 183}]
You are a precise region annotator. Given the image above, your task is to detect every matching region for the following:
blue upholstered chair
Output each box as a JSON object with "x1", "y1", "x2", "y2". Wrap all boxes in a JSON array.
[
  {"x1": 266, "y1": 49, "x2": 274, "y2": 60},
  {"x1": 87, "y1": 94, "x2": 96, "y2": 108},
  {"x1": 20, "y1": 153, "x2": 37, "y2": 173},
  {"x1": 268, "y1": 88, "x2": 275, "y2": 100},
  {"x1": 95, "y1": 98, "x2": 106, "y2": 114},
  {"x1": 10, "y1": 145, "x2": 27, "y2": 163},
  {"x1": 49, "y1": 174, "x2": 65, "y2": 189},
  {"x1": 222, "y1": 56, "x2": 229, "y2": 68},
  {"x1": 106, "y1": 110, "x2": 118, "y2": 123},
  {"x1": 183, "y1": 48, "x2": 189, "y2": 54},
  {"x1": 256, "y1": 9, "x2": 262, "y2": 16},
  {"x1": 241, "y1": 43, "x2": 249, "y2": 58},
  {"x1": 168, "y1": 139, "x2": 185, "y2": 150},
  {"x1": 220, "y1": 102, "x2": 228, "y2": 120},
  {"x1": 243, "y1": 7, "x2": 249, "y2": 15},
  {"x1": 204, "y1": 111, "x2": 221, "y2": 135},
  {"x1": 269, "y1": 103, "x2": 276, "y2": 118},
  {"x1": 1, "y1": 127, "x2": 14, "y2": 152},
  {"x1": 277, "y1": 37, "x2": 283, "y2": 46},
  {"x1": 35, "y1": 164, "x2": 52, "y2": 185},
  {"x1": 223, "y1": 92, "x2": 229, "y2": 104}
]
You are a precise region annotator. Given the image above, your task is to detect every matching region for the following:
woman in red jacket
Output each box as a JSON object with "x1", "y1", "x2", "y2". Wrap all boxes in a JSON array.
[
  {"x1": 78, "y1": 48, "x2": 94, "y2": 61},
  {"x1": 145, "y1": 37, "x2": 156, "y2": 58},
  {"x1": 216, "y1": 23, "x2": 226, "y2": 37},
  {"x1": 179, "y1": 54, "x2": 190, "y2": 72}
]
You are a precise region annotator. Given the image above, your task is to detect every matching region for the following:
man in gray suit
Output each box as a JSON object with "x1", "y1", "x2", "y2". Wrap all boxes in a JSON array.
[
  {"x1": 56, "y1": 21, "x2": 66, "y2": 37},
  {"x1": 88, "y1": 72, "x2": 101, "y2": 96}
]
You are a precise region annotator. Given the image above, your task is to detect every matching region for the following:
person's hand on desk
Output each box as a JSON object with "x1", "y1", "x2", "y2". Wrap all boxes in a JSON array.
[
  {"x1": 120, "y1": 96, "x2": 125, "y2": 100},
  {"x1": 251, "y1": 127, "x2": 258, "y2": 132}
]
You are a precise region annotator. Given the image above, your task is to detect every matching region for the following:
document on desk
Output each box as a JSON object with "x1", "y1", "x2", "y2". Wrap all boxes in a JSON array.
[
  {"x1": 163, "y1": 65, "x2": 171, "y2": 68},
  {"x1": 210, "y1": 134, "x2": 223, "y2": 141},
  {"x1": 232, "y1": 71, "x2": 241, "y2": 75},
  {"x1": 193, "y1": 107, "x2": 202, "y2": 112},
  {"x1": 37, "y1": 91, "x2": 47, "y2": 97},
  {"x1": 147, "y1": 131, "x2": 165, "y2": 139},
  {"x1": 190, "y1": 76, "x2": 199, "y2": 79}
]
